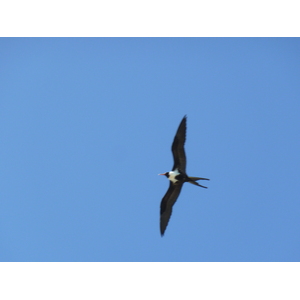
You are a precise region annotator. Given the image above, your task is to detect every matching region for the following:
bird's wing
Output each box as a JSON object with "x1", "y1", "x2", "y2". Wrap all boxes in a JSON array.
[
  {"x1": 160, "y1": 182, "x2": 184, "y2": 236},
  {"x1": 171, "y1": 115, "x2": 187, "y2": 172}
]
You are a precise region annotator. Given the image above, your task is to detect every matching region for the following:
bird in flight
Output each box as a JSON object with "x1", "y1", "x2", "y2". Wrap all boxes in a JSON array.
[{"x1": 159, "y1": 115, "x2": 209, "y2": 236}]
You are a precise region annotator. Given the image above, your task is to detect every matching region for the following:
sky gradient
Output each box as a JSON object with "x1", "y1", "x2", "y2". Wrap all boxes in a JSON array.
[{"x1": 1, "y1": 38, "x2": 300, "y2": 262}]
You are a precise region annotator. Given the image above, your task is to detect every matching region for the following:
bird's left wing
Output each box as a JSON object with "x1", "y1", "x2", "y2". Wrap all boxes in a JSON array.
[
  {"x1": 160, "y1": 182, "x2": 183, "y2": 236},
  {"x1": 171, "y1": 116, "x2": 187, "y2": 172}
]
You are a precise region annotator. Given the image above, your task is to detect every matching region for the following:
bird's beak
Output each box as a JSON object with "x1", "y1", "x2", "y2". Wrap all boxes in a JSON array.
[{"x1": 158, "y1": 173, "x2": 166, "y2": 176}]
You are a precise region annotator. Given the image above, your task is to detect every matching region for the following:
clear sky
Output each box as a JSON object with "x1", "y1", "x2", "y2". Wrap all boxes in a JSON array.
[{"x1": 1, "y1": 38, "x2": 299, "y2": 262}]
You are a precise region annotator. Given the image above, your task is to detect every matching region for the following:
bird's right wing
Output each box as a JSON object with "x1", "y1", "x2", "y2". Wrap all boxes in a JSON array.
[{"x1": 160, "y1": 182, "x2": 183, "y2": 236}]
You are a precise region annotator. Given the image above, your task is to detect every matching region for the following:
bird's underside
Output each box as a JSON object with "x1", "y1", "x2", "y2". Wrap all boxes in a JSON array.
[{"x1": 159, "y1": 116, "x2": 209, "y2": 236}]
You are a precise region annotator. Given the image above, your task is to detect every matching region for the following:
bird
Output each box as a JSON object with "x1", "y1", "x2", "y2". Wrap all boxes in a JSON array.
[{"x1": 159, "y1": 115, "x2": 209, "y2": 236}]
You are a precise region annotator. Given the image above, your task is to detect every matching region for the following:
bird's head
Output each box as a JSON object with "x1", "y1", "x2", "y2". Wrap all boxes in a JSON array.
[{"x1": 158, "y1": 172, "x2": 169, "y2": 178}]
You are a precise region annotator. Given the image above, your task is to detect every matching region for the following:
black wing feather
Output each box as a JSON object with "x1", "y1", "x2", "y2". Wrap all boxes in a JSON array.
[
  {"x1": 160, "y1": 182, "x2": 184, "y2": 236},
  {"x1": 171, "y1": 116, "x2": 187, "y2": 172}
]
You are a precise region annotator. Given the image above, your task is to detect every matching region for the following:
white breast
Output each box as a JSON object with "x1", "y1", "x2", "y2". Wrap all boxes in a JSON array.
[{"x1": 168, "y1": 169, "x2": 180, "y2": 184}]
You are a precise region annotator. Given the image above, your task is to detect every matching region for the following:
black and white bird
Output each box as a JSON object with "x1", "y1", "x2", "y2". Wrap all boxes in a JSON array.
[{"x1": 159, "y1": 115, "x2": 209, "y2": 236}]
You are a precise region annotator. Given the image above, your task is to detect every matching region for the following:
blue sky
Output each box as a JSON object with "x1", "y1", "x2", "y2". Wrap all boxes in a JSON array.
[{"x1": 1, "y1": 38, "x2": 300, "y2": 262}]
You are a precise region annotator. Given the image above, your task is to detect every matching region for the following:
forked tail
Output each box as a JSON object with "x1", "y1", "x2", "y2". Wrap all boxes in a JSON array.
[{"x1": 188, "y1": 176, "x2": 210, "y2": 188}]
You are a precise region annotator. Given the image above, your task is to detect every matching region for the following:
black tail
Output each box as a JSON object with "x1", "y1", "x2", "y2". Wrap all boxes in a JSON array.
[{"x1": 188, "y1": 177, "x2": 209, "y2": 188}]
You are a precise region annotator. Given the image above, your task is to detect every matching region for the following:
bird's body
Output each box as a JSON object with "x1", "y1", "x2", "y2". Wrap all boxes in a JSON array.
[
  {"x1": 159, "y1": 115, "x2": 209, "y2": 236},
  {"x1": 165, "y1": 169, "x2": 180, "y2": 184}
]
